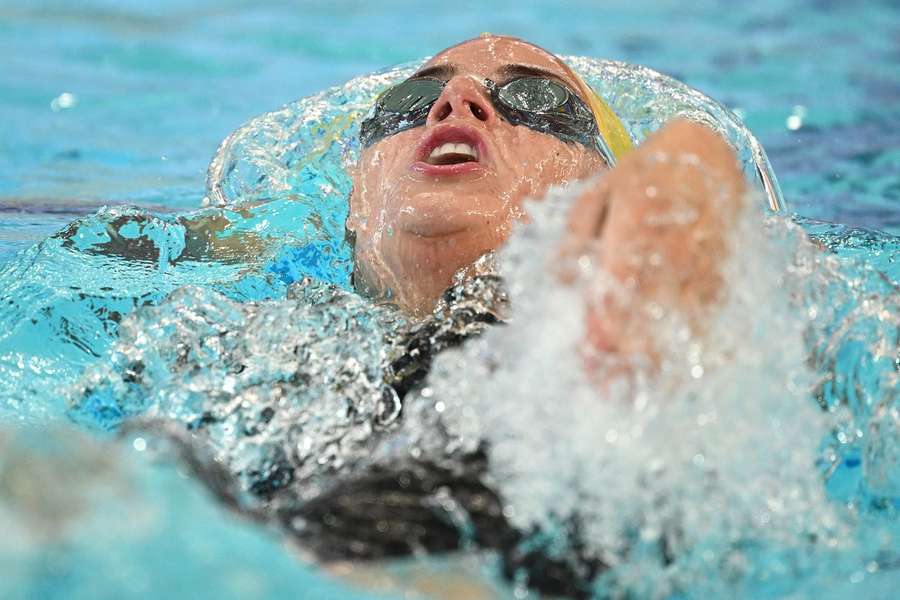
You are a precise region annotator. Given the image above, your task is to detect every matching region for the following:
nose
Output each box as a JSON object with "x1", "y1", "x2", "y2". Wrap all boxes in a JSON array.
[{"x1": 426, "y1": 76, "x2": 496, "y2": 126}]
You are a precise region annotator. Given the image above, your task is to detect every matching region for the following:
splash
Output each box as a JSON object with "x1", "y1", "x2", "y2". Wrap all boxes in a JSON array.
[
  {"x1": 402, "y1": 184, "x2": 898, "y2": 597},
  {"x1": 0, "y1": 58, "x2": 896, "y2": 598},
  {"x1": 0, "y1": 194, "x2": 352, "y2": 419},
  {"x1": 70, "y1": 280, "x2": 406, "y2": 494},
  {"x1": 57, "y1": 181, "x2": 900, "y2": 598}
]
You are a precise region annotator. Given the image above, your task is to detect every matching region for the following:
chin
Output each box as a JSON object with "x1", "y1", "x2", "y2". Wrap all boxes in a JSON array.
[
  {"x1": 393, "y1": 195, "x2": 504, "y2": 239},
  {"x1": 396, "y1": 214, "x2": 473, "y2": 238}
]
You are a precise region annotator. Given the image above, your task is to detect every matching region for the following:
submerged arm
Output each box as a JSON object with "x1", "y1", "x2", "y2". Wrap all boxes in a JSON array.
[{"x1": 56, "y1": 206, "x2": 269, "y2": 264}]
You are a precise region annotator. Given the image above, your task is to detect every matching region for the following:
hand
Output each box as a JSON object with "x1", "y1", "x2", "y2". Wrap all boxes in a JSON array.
[{"x1": 564, "y1": 119, "x2": 747, "y2": 365}]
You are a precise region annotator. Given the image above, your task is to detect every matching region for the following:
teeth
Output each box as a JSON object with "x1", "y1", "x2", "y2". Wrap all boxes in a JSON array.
[{"x1": 428, "y1": 142, "x2": 477, "y2": 160}]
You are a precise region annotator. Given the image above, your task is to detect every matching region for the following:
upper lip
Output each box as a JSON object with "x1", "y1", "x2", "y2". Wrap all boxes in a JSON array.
[{"x1": 415, "y1": 124, "x2": 488, "y2": 165}]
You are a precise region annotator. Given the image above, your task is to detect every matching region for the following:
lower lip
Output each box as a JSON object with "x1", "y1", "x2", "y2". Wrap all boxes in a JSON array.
[{"x1": 411, "y1": 160, "x2": 484, "y2": 177}]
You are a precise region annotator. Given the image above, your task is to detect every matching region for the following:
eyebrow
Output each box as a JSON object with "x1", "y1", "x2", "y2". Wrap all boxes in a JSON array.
[
  {"x1": 495, "y1": 64, "x2": 573, "y2": 88},
  {"x1": 411, "y1": 64, "x2": 457, "y2": 79}
]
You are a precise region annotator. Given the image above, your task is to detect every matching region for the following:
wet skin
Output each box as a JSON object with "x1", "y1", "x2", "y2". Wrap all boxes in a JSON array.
[
  {"x1": 348, "y1": 36, "x2": 606, "y2": 316},
  {"x1": 349, "y1": 35, "x2": 746, "y2": 359}
]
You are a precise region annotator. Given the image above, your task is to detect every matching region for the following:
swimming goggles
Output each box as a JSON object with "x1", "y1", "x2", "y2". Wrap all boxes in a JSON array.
[{"x1": 359, "y1": 76, "x2": 615, "y2": 165}]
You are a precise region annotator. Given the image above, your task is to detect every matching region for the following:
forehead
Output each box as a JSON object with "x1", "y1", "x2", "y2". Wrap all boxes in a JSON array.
[{"x1": 426, "y1": 37, "x2": 578, "y2": 87}]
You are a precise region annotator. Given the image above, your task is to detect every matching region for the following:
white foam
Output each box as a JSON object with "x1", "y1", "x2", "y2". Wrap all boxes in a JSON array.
[{"x1": 422, "y1": 182, "x2": 876, "y2": 595}]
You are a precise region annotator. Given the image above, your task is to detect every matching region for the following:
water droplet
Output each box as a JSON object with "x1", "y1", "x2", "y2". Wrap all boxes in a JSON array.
[
  {"x1": 647, "y1": 301, "x2": 664, "y2": 318},
  {"x1": 50, "y1": 92, "x2": 78, "y2": 112},
  {"x1": 786, "y1": 115, "x2": 803, "y2": 130},
  {"x1": 578, "y1": 254, "x2": 591, "y2": 270}
]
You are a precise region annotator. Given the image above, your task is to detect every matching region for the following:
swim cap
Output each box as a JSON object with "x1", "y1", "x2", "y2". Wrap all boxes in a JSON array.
[{"x1": 558, "y1": 61, "x2": 634, "y2": 163}]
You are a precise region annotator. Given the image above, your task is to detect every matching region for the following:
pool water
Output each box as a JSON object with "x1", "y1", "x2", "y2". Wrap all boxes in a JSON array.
[{"x1": 1, "y1": 1, "x2": 898, "y2": 598}]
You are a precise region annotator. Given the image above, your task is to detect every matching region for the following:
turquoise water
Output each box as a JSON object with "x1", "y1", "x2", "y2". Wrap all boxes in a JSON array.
[
  {"x1": 1, "y1": 1, "x2": 898, "y2": 598},
  {"x1": 2, "y1": 0, "x2": 898, "y2": 254}
]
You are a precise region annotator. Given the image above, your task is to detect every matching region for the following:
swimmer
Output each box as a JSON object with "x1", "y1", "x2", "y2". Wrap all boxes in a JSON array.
[
  {"x1": 208, "y1": 35, "x2": 747, "y2": 599},
  {"x1": 314, "y1": 34, "x2": 748, "y2": 596},
  {"x1": 348, "y1": 34, "x2": 746, "y2": 364},
  {"x1": 96, "y1": 35, "x2": 756, "y2": 599}
]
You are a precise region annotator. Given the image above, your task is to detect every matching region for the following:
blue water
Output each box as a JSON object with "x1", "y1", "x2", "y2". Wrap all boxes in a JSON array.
[
  {"x1": 1, "y1": 1, "x2": 898, "y2": 598},
  {"x1": 2, "y1": 0, "x2": 898, "y2": 258}
]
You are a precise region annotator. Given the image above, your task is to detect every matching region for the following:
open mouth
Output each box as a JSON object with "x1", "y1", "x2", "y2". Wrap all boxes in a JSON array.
[
  {"x1": 414, "y1": 126, "x2": 487, "y2": 176},
  {"x1": 426, "y1": 142, "x2": 478, "y2": 165}
]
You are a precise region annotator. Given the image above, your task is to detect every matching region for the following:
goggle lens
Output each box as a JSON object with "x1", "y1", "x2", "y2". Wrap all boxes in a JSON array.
[
  {"x1": 379, "y1": 78, "x2": 445, "y2": 113},
  {"x1": 496, "y1": 78, "x2": 570, "y2": 113},
  {"x1": 359, "y1": 76, "x2": 610, "y2": 165}
]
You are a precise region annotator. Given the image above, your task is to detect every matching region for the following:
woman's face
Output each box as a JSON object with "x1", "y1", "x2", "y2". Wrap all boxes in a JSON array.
[{"x1": 349, "y1": 35, "x2": 606, "y2": 316}]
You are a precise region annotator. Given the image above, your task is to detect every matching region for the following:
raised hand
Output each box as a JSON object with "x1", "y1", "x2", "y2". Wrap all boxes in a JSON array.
[{"x1": 564, "y1": 119, "x2": 748, "y2": 365}]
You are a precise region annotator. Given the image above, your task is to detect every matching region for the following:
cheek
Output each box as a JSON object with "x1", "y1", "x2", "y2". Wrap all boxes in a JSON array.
[
  {"x1": 362, "y1": 130, "x2": 420, "y2": 175},
  {"x1": 355, "y1": 134, "x2": 419, "y2": 216},
  {"x1": 494, "y1": 130, "x2": 596, "y2": 202}
]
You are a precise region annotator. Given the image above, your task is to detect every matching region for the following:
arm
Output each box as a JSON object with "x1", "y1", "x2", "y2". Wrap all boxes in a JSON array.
[{"x1": 57, "y1": 206, "x2": 268, "y2": 264}]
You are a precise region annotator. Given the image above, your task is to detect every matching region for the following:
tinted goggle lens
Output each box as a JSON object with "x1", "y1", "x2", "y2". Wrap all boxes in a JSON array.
[
  {"x1": 496, "y1": 77, "x2": 570, "y2": 113},
  {"x1": 359, "y1": 76, "x2": 608, "y2": 163},
  {"x1": 378, "y1": 78, "x2": 445, "y2": 113}
]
